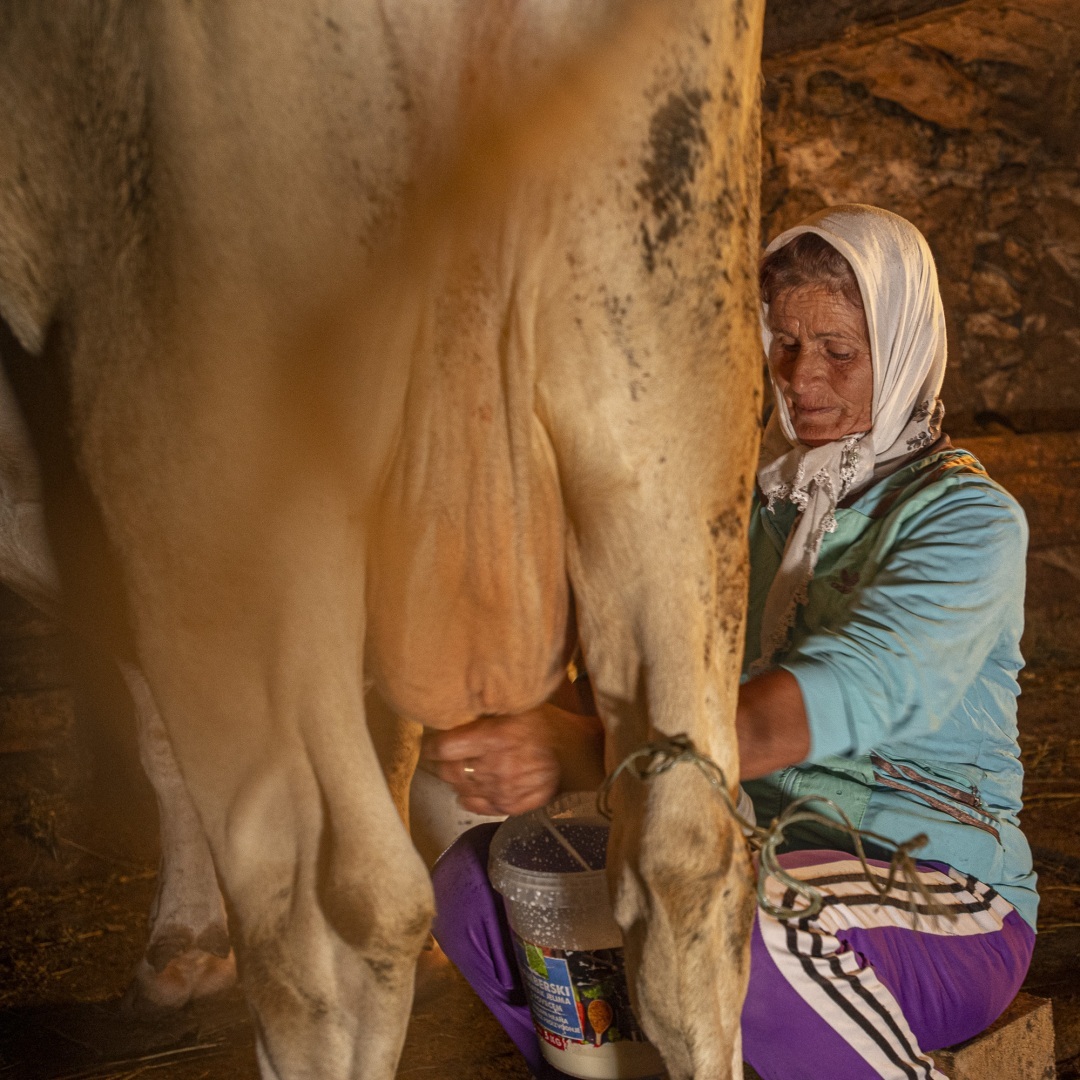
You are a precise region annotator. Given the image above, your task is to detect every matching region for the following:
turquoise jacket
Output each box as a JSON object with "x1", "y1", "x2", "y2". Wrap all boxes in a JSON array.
[{"x1": 742, "y1": 446, "x2": 1039, "y2": 928}]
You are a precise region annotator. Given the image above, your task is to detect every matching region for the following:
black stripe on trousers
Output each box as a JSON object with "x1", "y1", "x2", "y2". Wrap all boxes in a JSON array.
[
  {"x1": 788, "y1": 870, "x2": 969, "y2": 894},
  {"x1": 792, "y1": 868, "x2": 999, "y2": 906},
  {"x1": 782, "y1": 890, "x2": 931, "y2": 1080},
  {"x1": 785, "y1": 869, "x2": 999, "y2": 920},
  {"x1": 816, "y1": 891, "x2": 996, "y2": 919},
  {"x1": 809, "y1": 920, "x2": 934, "y2": 1080}
]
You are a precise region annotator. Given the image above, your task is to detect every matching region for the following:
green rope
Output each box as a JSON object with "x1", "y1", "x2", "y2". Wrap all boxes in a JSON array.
[{"x1": 597, "y1": 733, "x2": 950, "y2": 923}]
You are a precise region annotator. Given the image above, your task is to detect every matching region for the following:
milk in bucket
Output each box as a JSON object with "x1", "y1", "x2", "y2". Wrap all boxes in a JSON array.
[{"x1": 488, "y1": 792, "x2": 666, "y2": 1080}]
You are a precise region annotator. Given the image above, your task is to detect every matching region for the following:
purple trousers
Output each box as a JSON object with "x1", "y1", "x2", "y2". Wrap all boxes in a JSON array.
[{"x1": 431, "y1": 825, "x2": 1034, "y2": 1080}]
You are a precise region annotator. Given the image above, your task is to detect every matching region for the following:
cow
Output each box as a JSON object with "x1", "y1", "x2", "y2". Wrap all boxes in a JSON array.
[{"x1": 0, "y1": 1, "x2": 764, "y2": 1078}]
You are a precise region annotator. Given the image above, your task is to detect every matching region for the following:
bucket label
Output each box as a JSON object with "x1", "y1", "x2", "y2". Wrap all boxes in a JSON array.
[
  {"x1": 511, "y1": 932, "x2": 650, "y2": 1050},
  {"x1": 519, "y1": 944, "x2": 583, "y2": 1041}
]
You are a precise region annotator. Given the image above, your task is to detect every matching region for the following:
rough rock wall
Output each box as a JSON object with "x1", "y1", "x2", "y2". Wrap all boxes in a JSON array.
[{"x1": 761, "y1": 0, "x2": 1080, "y2": 433}]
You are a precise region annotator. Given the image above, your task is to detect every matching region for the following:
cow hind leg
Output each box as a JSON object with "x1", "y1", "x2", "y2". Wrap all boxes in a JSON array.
[
  {"x1": 120, "y1": 662, "x2": 236, "y2": 1011},
  {"x1": 123, "y1": 672, "x2": 428, "y2": 1018},
  {"x1": 196, "y1": 693, "x2": 432, "y2": 1080}
]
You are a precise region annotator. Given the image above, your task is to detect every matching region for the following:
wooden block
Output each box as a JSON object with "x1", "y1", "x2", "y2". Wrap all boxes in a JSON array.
[
  {"x1": 935, "y1": 992, "x2": 1056, "y2": 1080},
  {"x1": 742, "y1": 993, "x2": 1055, "y2": 1079}
]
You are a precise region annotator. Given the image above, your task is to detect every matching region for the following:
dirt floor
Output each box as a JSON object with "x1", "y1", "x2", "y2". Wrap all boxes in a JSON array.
[{"x1": 0, "y1": 550, "x2": 1077, "y2": 1080}]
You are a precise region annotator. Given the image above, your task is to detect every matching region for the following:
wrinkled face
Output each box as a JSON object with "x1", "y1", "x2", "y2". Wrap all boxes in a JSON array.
[{"x1": 766, "y1": 283, "x2": 873, "y2": 448}]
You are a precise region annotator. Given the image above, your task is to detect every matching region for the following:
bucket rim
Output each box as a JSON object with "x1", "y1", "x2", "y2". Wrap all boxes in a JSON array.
[{"x1": 488, "y1": 790, "x2": 611, "y2": 901}]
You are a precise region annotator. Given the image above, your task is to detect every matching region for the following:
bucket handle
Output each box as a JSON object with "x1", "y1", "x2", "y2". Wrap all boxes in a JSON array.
[{"x1": 538, "y1": 806, "x2": 594, "y2": 872}]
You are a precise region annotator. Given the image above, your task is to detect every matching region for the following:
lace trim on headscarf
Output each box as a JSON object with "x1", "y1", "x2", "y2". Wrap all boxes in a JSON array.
[
  {"x1": 762, "y1": 435, "x2": 864, "y2": 516},
  {"x1": 750, "y1": 435, "x2": 865, "y2": 676},
  {"x1": 751, "y1": 402, "x2": 942, "y2": 676}
]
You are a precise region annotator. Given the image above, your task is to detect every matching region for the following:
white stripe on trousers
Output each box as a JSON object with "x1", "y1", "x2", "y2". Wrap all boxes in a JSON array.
[{"x1": 756, "y1": 858, "x2": 1014, "y2": 1080}]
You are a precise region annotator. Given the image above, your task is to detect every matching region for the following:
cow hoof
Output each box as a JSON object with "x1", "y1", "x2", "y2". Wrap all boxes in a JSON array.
[{"x1": 126, "y1": 948, "x2": 237, "y2": 1013}]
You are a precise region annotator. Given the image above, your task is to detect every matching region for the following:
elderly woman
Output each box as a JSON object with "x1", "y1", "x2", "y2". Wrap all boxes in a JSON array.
[{"x1": 422, "y1": 205, "x2": 1038, "y2": 1080}]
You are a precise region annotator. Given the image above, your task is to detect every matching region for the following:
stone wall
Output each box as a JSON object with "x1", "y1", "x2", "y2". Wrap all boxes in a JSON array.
[{"x1": 760, "y1": 0, "x2": 1080, "y2": 434}]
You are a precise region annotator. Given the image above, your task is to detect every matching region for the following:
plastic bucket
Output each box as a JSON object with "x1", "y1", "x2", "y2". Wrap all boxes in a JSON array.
[{"x1": 489, "y1": 792, "x2": 666, "y2": 1080}]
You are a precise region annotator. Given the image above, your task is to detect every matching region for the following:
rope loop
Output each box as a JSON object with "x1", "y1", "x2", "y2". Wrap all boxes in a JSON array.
[{"x1": 598, "y1": 733, "x2": 951, "y2": 924}]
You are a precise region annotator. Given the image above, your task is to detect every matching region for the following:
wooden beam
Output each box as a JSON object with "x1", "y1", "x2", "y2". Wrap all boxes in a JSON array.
[{"x1": 763, "y1": 0, "x2": 972, "y2": 57}]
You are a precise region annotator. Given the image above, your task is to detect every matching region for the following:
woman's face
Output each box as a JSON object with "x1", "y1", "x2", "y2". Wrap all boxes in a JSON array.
[{"x1": 766, "y1": 283, "x2": 873, "y2": 448}]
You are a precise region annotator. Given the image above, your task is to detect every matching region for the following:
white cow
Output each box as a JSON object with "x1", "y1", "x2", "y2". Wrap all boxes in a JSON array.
[{"x1": 0, "y1": 2, "x2": 764, "y2": 1078}]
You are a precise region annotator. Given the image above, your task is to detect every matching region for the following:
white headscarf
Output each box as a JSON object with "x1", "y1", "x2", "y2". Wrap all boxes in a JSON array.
[{"x1": 754, "y1": 205, "x2": 947, "y2": 671}]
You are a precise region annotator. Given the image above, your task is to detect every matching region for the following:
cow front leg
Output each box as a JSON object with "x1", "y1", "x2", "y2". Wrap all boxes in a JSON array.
[
  {"x1": 606, "y1": 754, "x2": 756, "y2": 1080},
  {"x1": 119, "y1": 661, "x2": 236, "y2": 1010},
  {"x1": 535, "y1": 0, "x2": 765, "y2": 1066},
  {"x1": 151, "y1": 655, "x2": 433, "y2": 1080},
  {"x1": 566, "y1": 500, "x2": 758, "y2": 1080}
]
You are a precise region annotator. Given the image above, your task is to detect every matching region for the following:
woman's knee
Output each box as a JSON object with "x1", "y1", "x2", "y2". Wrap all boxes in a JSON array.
[
  {"x1": 430, "y1": 824, "x2": 511, "y2": 976},
  {"x1": 431, "y1": 823, "x2": 500, "y2": 926}
]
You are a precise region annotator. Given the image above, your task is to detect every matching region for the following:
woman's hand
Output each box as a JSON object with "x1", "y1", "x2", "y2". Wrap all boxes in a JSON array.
[
  {"x1": 420, "y1": 666, "x2": 810, "y2": 817},
  {"x1": 419, "y1": 705, "x2": 605, "y2": 817}
]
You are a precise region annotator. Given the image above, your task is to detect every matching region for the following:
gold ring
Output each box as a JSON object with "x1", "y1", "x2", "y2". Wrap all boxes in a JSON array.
[{"x1": 462, "y1": 763, "x2": 476, "y2": 776}]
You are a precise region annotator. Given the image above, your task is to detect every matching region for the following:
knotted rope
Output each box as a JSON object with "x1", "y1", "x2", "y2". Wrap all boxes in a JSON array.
[{"x1": 597, "y1": 733, "x2": 948, "y2": 922}]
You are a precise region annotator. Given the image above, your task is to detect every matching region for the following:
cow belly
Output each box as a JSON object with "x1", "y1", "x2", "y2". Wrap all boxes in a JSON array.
[{"x1": 366, "y1": 415, "x2": 569, "y2": 729}]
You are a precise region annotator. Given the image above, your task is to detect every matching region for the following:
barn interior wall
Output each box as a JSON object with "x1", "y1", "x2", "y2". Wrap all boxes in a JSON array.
[{"x1": 760, "y1": 1, "x2": 1080, "y2": 435}]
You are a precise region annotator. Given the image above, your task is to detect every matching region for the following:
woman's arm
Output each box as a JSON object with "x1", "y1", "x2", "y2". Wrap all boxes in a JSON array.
[
  {"x1": 780, "y1": 482, "x2": 1027, "y2": 759},
  {"x1": 736, "y1": 669, "x2": 810, "y2": 779}
]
